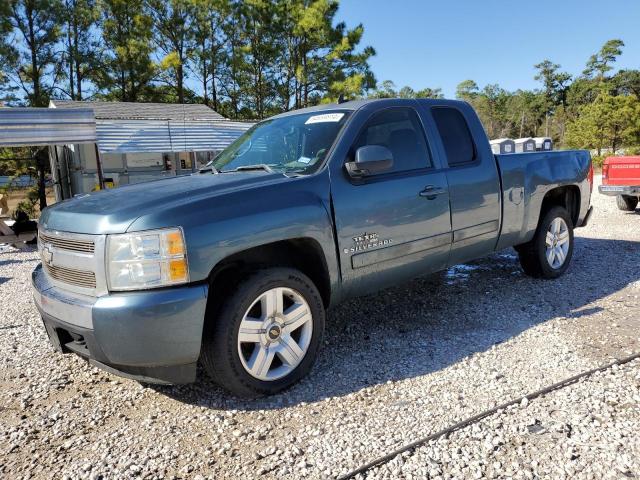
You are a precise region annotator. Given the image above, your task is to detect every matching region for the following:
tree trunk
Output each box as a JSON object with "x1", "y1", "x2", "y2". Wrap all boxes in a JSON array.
[
  {"x1": 200, "y1": 38, "x2": 208, "y2": 106},
  {"x1": 27, "y1": 7, "x2": 42, "y2": 106},
  {"x1": 545, "y1": 113, "x2": 550, "y2": 137},
  {"x1": 177, "y1": 62, "x2": 184, "y2": 103},
  {"x1": 68, "y1": 29, "x2": 75, "y2": 98},
  {"x1": 74, "y1": 19, "x2": 82, "y2": 100}
]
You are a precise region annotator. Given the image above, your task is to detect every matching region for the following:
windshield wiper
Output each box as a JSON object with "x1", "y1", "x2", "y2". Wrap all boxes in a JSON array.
[
  {"x1": 198, "y1": 165, "x2": 219, "y2": 174},
  {"x1": 229, "y1": 164, "x2": 274, "y2": 173}
]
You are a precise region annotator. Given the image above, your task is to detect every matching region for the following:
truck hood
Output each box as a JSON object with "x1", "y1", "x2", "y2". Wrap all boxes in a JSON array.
[{"x1": 40, "y1": 171, "x2": 287, "y2": 234}]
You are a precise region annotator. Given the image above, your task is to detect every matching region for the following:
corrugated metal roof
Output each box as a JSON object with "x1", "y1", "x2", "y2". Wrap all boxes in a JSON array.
[
  {"x1": 0, "y1": 108, "x2": 97, "y2": 147},
  {"x1": 0, "y1": 105, "x2": 252, "y2": 152},
  {"x1": 96, "y1": 119, "x2": 252, "y2": 153},
  {"x1": 51, "y1": 100, "x2": 226, "y2": 121},
  {"x1": 168, "y1": 120, "x2": 251, "y2": 152}
]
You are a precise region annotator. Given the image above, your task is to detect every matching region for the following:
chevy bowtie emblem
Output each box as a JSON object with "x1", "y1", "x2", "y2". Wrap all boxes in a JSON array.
[{"x1": 42, "y1": 245, "x2": 53, "y2": 265}]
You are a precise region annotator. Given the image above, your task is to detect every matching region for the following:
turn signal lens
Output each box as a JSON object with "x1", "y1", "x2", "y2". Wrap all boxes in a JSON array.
[
  {"x1": 166, "y1": 231, "x2": 185, "y2": 256},
  {"x1": 168, "y1": 258, "x2": 188, "y2": 282}
]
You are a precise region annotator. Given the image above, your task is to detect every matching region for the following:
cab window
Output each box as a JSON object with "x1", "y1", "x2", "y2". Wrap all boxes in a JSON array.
[
  {"x1": 353, "y1": 107, "x2": 432, "y2": 174},
  {"x1": 431, "y1": 107, "x2": 476, "y2": 167}
]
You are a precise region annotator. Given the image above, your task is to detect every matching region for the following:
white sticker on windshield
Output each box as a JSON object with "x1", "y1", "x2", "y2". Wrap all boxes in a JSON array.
[
  {"x1": 297, "y1": 156, "x2": 312, "y2": 164},
  {"x1": 305, "y1": 113, "x2": 345, "y2": 124}
]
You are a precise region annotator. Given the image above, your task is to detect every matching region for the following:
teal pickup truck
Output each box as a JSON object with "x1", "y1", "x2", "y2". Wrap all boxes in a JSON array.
[{"x1": 33, "y1": 99, "x2": 593, "y2": 397}]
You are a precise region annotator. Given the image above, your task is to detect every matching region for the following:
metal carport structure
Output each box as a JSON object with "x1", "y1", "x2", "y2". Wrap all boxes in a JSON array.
[
  {"x1": 0, "y1": 104, "x2": 252, "y2": 200},
  {"x1": 0, "y1": 107, "x2": 106, "y2": 202},
  {"x1": 0, "y1": 107, "x2": 97, "y2": 147}
]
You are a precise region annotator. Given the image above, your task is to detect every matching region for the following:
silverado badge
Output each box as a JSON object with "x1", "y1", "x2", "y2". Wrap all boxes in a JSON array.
[{"x1": 344, "y1": 232, "x2": 393, "y2": 254}]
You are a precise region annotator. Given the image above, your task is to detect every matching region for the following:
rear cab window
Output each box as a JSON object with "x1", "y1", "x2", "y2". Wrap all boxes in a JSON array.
[{"x1": 431, "y1": 107, "x2": 477, "y2": 167}]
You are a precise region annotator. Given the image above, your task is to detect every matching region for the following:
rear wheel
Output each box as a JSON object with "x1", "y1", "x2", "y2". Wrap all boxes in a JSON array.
[
  {"x1": 616, "y1": 194, "x2": 638, "y2": 211},
  {"x1": 517, "y1": 206, "x2": 574, "y2": 279},
  {"x1": 201, "y1": 267, "x2": 325, "y2": 397}
]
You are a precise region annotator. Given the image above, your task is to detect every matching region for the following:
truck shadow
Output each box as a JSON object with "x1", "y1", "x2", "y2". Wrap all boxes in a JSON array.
[{"x1": 154, "y1": 236, "x2": 639, "y2": 410}]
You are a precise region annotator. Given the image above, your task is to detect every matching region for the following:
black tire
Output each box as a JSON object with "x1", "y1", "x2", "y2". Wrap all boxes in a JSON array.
[
  {"x1": 201, "y1": 267, "x2": 325, "y2": 397},
  {"x1": 616, "y1": 194, "x2": 638, "y2": 211},
  {"x1": 517, "y1": 206, "x2": 574, "y2": 279}
]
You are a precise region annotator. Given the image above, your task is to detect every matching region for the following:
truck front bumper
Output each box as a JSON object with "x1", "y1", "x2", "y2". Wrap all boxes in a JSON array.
[
  {"x1": 32, "y1": 264, "x2": 208, "y2": 384},
  {"x1": 598, "y1": 185, "x2": 640, "y2": 196}
]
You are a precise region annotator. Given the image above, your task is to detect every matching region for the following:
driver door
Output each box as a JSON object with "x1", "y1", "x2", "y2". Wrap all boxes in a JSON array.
[{"x1": 330, "y1": 105, "x2": 452, "y2": 297}]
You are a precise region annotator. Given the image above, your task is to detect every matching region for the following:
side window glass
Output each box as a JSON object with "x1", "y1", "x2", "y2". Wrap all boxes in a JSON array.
[
  {"x1": 353, "y1": 108, "x2": 432, "y2": 174},
  {"x1": 431, "y1": 107, "x2": 476, "y2": 167}
]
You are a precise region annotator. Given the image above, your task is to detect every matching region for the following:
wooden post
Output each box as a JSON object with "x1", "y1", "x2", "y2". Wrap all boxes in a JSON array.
[{"x1": 94, "y1": 143, "x2": 105, "y2": 190}]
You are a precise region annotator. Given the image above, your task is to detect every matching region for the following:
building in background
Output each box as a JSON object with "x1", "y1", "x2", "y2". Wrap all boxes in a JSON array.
[{"x1": 48, "y1": 101, "x2": 252, "y2": 199}]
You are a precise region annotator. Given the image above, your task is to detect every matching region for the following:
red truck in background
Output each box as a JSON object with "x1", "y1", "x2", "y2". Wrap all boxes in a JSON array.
[{"x1": 599, "y1": 156, "x2": 640, "y2": 211}]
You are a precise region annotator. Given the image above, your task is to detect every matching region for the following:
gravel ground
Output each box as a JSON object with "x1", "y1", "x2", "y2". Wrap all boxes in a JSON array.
[{"x1": 1, "y1": 176, "x2": 639, "y2": 479}]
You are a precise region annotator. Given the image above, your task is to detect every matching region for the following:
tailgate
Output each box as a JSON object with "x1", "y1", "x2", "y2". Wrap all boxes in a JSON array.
[{"x1": 603, "y1": 156, "x2": 640, "y2": 185}]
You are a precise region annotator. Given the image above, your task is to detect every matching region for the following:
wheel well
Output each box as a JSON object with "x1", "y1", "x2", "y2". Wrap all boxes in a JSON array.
[
  {"x1": 540, "y1": 186, "x2": 580, "y2": 226},
  {"x1": 207, "y1": 238, "x2": 332, "y2": 308}
]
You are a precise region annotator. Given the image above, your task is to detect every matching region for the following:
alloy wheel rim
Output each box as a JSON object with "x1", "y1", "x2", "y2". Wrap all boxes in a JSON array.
[
  {"x1": 237, "y1": 287, "x2": 313, "y2": 381},
  {"x1": 545, "y1": 217, "x2": 570, "y2": 269}
]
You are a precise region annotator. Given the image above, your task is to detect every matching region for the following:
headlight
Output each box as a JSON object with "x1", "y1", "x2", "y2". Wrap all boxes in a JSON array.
[{"x1": 107, "y1": 227, "x2": 189, "y2": 291}]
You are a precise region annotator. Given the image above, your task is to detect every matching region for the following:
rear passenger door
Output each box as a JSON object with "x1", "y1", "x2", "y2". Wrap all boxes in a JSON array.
[
  {"x1": 330, "y1": 104, "x2": 452, "y2": 297},
  {"x1": 428, "y1": 105, "x2": 502, "y2": 266}
]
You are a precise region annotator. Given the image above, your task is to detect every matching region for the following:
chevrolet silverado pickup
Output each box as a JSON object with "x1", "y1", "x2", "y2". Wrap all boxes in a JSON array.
[
  {"x1": 598, "y1": 155, "x2": 640, "y2": 211},
  {"x1": 33, "y1": 99, "x2": 593, "y2": 397}
]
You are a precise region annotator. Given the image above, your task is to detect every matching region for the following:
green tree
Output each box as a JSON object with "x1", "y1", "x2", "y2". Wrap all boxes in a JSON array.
[
  {"x1": 190, "y1": 0, "x2": 230, "y2": 110},
  {"x1": 534, "y1": 59, "x2": 571, "y2": 136},
  {"x1": 455, "y1": 79, "x2": 479, "y2": 102},
  {"x1": 368, "y1": 79, "x2": 397, "y2": 98},
  {"x1": 566, "y1": 92, "x2": 640, "y2": 155},
  {"x1": 237, "y1": 0, "x2": 279, "y2": 118},
  {"x1": 3, "y1": 0, "x2": 62, "y2": 107},
  {"x1": 504, "y1": 89, "x2": 545, "y2": 138},
  {"x1": 219, "y1": 2, "x2": 247, "y2": 117},
  {"x1": 273, "y1": 0, "x2": 374, "y2": 108},
  {"x1": 0, "y1": 0, "x2": 15, "y2": 101},
  {"x1": 465, "y1": 84, "x2": 511, "y2": 139},
  {"x1": 321, "y1": 19, "x2": 375, "y2": 103},
  {"x1": 148, "y1": 0, "x2": 195, "y2": 104},
  {"x1": 413, "y1": 87, "x2": 443, "y2": 99},
  {"x1": 583, "y1": 39, "x2": 624, "y2": 80},
  {"x1": 96, "y1": 0, "x2": 155, "y2": 101},
  {"x1": 368, "y1": 81, "x2": 442, "y2": 99},
  {"x1": 613, "y1": 69, "x2": 640, "y2": 98},
  {"x1": 60, "y1": 0, "x2": 99, "y2": 100}
]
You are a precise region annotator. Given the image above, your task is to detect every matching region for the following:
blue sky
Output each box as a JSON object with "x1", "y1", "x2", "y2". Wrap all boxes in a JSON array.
[{"x1": 338, "y1": 0, "x2": 640, "y2": 97}]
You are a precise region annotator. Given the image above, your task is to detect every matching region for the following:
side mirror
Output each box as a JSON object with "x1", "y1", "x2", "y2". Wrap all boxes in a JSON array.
[{"x1": 345, "y1": 145, "x2": 394, "y2": 178}]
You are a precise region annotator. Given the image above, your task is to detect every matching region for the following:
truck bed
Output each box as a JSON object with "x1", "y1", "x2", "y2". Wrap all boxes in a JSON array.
[{"x1": 495, "y1": 150, "x2": 592, "y2": 250}]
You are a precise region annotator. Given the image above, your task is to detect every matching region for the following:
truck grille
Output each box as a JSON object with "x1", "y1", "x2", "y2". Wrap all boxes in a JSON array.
[
  {"x1": 43, "y1": 263, "x2": 97, "y2": 289},
  {"x1": 38, "y1": 228, "x2": 104, "y2": 295},
  {"x1": 39, "y1": 231, "x2": 95, "y2": 253}
]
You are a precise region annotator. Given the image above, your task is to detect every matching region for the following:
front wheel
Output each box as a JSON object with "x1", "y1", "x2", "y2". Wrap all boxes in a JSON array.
[
  {"x1": 517, "y1": 206, "x2": 574, "y2": 279},
  {"x1": 201, "y1": 267, "x2": 325, "y2": 397},
  {"x1": 616, "y1": 194, "x2": 638, "y2": 211}
]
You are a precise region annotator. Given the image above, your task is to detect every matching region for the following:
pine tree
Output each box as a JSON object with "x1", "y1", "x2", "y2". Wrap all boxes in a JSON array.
[
  {"x1": 60, "y1": 0, "x2": 99, "y2": 100},
  {"x1": 3, "y1": 0, "x2": 62, "y2": 107},
  {"x1": 96, "y1": 0, "x2": 155, "y2": 101}
]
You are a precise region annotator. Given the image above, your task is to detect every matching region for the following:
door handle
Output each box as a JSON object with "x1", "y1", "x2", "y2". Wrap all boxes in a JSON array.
[{"x1": 419, "y1": 185, "x2": 446, "y2": 199}]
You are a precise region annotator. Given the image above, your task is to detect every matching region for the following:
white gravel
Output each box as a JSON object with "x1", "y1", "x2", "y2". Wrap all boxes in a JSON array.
[{"x1": 1, "y1": 176, "x2": 639, "y2": 479}]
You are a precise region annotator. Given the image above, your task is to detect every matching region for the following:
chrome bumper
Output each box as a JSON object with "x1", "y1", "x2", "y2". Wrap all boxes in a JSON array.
[
  {"x1": 32, "y1": 263, "x2": 95, "y2": 329},
  {"x1": 598, "y1": 185, "x2": 640, "y2": 196}
]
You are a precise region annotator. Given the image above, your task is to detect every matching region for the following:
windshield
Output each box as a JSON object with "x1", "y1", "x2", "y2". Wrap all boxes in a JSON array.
[{"x1": 212, "y1": 110, "x2": 350, "y2": 175}]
